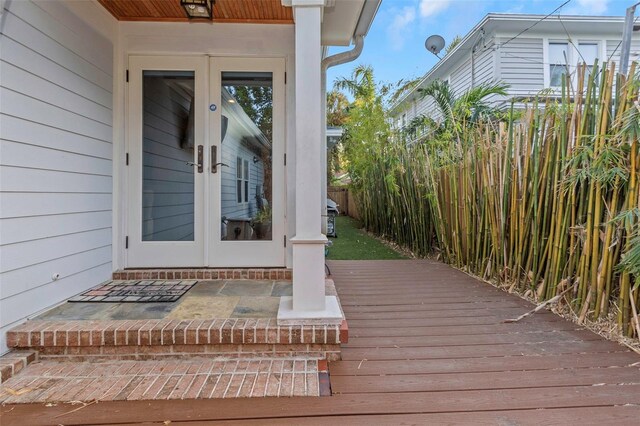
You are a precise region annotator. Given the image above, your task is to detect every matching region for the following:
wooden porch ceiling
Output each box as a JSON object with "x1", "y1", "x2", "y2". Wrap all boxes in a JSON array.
[{"x1": 97, "y1": 0, "x2": 293, "y2": 23}]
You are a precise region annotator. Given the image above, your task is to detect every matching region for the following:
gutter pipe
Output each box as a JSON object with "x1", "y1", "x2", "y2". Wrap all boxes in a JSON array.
[
  {"x1": 322, "y1": 34, "x2": 365, "y2": 71},
  {"x1": 320, "y1": 35, "x2": 365, "y2": 233}
]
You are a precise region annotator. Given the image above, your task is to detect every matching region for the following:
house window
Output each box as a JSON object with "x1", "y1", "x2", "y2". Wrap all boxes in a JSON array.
[
  {"x1": 547, "y1": 41, "x2": 600, "y2": 88},
  {"x1": 549, "y1": 42, "x2": 569, "y2": 87},
  {"x1": 578, "y1": 42, "x2": 598, "y2": 81},
  {"x1": 236, "y1": 157, "x2": 249, "y2": 204}
]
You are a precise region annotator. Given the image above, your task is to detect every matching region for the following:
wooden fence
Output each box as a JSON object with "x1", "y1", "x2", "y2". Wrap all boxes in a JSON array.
[{"x1": 327, "y1": 186, "x2": 359, "y2": 219}]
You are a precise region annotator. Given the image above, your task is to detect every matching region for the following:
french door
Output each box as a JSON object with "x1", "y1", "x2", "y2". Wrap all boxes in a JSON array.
[{"x1": 126, "y1": 56, "x2": 285, "y2": 267}]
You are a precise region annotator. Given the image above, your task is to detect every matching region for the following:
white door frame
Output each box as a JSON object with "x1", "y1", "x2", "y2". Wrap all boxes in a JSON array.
[
  {"x1": 126, "y1": 55, "x2": 286, "y2": 267},
  {"x1": 208, "y1": 57, "x2": 286, "y2": 267}
]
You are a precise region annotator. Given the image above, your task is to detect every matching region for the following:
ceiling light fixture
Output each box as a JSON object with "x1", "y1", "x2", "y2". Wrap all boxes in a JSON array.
[{"x1": 180, "y1": 0, "x2": 214, "y2": 20}]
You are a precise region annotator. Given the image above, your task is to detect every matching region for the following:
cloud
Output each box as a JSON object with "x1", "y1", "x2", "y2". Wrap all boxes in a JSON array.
[
  {"x1": 565, "y1": 0, "x2": 610, "y2": 14},
  {"x1": 577, "y1": 0, "x2": 609, "y2": 14},
  {"x1": 419, "y1": 0, "x2": 452, "y2": 18},
  {"x1": 387, "y1": 6, "x2": 416, "y2": 50}
]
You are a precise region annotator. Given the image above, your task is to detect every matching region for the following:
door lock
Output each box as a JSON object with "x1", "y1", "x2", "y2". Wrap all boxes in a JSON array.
[{"x1": 197, "y1": 145, "x2": 203, "y2": 173}]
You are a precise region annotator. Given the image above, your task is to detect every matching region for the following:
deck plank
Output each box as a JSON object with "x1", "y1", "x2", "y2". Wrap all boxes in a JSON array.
[
  {"x1": 330, "y1": 366, "x2": 640, "y2": 393},
  {"x1": 150, "y1": 406, "x2": 640, "y2": 425}
]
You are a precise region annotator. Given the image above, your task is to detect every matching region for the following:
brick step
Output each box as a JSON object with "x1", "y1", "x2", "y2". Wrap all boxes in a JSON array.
[
  {"x1": 6, "y1": 319, "x2": 348, "y2": 362},
  {"x1": 113, "y1": 268, "x2": 293, "y2": 281},
  {"x1": 0, "y1": 357, "x2": 324, "y2": 403},
  {"x1": 0, "y1": 350, "x2": 37, "y2": 384}
]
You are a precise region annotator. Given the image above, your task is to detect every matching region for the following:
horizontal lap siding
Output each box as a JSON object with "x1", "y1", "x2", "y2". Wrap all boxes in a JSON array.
[
  {"x1": 0, "y1": 0, "x2": 114, "y2": 353},
  {"x1": 474, "y1": 44, "x2": 495, "y2": 86},
  {"x1": 474, "y1": 45, "x2": 502, "y2": 109},
  {"x1": 450, "y1": 56, "x2": 473, "y2": 96},
  {"x1": 499, "y1": 37, "x2": 544, "y2": 97},
  {"x1": 606, "y1": 38, "x2": 640, "y2": 66},
  {"x1": 415, "y1": 96, "x2": 438, "y2": 122}
]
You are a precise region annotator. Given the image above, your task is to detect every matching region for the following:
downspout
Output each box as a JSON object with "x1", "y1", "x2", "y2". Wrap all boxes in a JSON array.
[
  {"x1": 470, "y1": 29, "x2": 485, "y2": 88},
  {"x1": 320, "y1": 35, "x2": 365, "y2": 233},
  {"x1": 322, "y1": 35, "x2": 365, "y2": 72}
]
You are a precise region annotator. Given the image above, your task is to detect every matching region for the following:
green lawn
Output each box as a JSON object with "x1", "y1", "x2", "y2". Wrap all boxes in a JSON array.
[{"x1": 326, "y1": 216, "x2": 406, "y2": 260}]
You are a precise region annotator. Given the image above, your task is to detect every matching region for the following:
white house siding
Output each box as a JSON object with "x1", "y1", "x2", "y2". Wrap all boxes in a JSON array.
[
  {"x1": 450, "y1": 56, "x2": 473, "y2": 97},
  {"x1": 0, "y1": 1, "x2": 114, "y2": 353},
  {"x1": 142, "y1": 77, "x2": 195, "y2": 242},
  {"x1": 606, "y1": 38, "x2": 640, "y2": 66},
  {"x1": 474, "y1": 43, "x2": 495, "y2": 87},
  {"x1": 498, "y1": 37, "x2": 545, "y2": 97},
  {"x1": 415, "y1": 96, "x2": 437, "y2": 121}
]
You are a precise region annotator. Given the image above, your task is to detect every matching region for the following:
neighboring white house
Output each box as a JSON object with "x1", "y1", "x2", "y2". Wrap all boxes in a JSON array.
[
  {"x1": 0, "y1": 0, "x2": 381, "y2": 353},
  {"x1": 390, "y1": 13, "x2": 640, "y2": 130}
]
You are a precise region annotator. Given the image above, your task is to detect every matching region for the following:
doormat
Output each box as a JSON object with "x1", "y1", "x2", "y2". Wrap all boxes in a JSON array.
[{"x1": 68, "y1": 280, "x2": 197, "y2": 303}]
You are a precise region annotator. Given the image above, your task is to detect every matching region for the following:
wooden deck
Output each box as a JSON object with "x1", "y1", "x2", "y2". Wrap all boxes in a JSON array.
[{"x1": 2, "y1": 260, "x2": 640, "y2": 425}]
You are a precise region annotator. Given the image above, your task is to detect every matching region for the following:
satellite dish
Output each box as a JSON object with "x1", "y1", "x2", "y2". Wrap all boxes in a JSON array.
[{"x1": 425, "y1": 35, "x2": 446, "y2": 56}]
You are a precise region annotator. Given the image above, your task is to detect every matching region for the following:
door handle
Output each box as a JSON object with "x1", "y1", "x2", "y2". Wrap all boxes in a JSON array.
[
  {"x1": 211, "y1": 146, "x2": 229, "y2": 173},
  {"x1": 197, "y1": 145, "x2": 203, "y2": 173},
  {"x1": 211, "y1": 146, "x2": 220, "y2": 173}
]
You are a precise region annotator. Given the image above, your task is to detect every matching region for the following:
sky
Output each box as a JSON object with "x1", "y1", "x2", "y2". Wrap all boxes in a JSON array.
[{"x1": 326, "y1": 0, "x2": 636, "y2": 90}]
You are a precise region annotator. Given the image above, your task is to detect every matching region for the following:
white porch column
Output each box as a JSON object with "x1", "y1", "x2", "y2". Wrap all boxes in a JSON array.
[{"x1": 278, "y1": 0, "x2": 342, "y2": 324}]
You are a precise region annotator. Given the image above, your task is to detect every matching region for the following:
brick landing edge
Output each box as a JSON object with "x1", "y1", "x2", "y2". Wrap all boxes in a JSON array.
[{"x1": 7, "y1": 318, "x2": 347, "y2": 362}]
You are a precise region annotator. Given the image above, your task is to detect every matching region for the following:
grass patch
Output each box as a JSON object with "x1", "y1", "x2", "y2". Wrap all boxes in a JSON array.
[{"x1": 326, "y1": 216, "x2": 406, "y2": 260}]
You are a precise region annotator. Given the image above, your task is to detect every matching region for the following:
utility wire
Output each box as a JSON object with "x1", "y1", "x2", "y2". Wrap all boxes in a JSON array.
[
  {"x1": 557, "y1": 15, "x2": 587, "y2": 64},
  {"x1": 497, "y1": 0, "x2": 572, "y2": 50}
]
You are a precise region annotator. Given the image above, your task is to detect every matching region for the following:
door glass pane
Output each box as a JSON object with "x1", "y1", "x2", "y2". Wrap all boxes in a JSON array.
[
  {"x1": 142, "y1": 71, "x2": 195, "y2": 241},
  {"x1": 220, "y1": 71, "x2": 273, "y2": 241}
]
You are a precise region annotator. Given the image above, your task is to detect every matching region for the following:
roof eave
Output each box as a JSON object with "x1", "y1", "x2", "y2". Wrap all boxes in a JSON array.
[{"x1": 353, "y1": 0, "x2": 382, "y2": 38}]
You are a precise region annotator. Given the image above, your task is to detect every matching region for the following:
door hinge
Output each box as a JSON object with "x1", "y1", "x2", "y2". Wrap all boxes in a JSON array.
[
  {"x1": 126, "y1": 69, "x2": 129, "y2": 83},
  {"x1": 284, "y1": 72, "x2": 287, "y2": 84},
  {"x1": 284, "y1": 235, "x2": 287, "y2": 247},
  {"x1": 284, "y1": 153, "x2": 286, "y2": 166},
  {"x1": 125, "y1": 236, "x2": 129, "y2": 249},
  {"x1": 125, "y1": 153, "x2": 129, "y2": 165}
]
